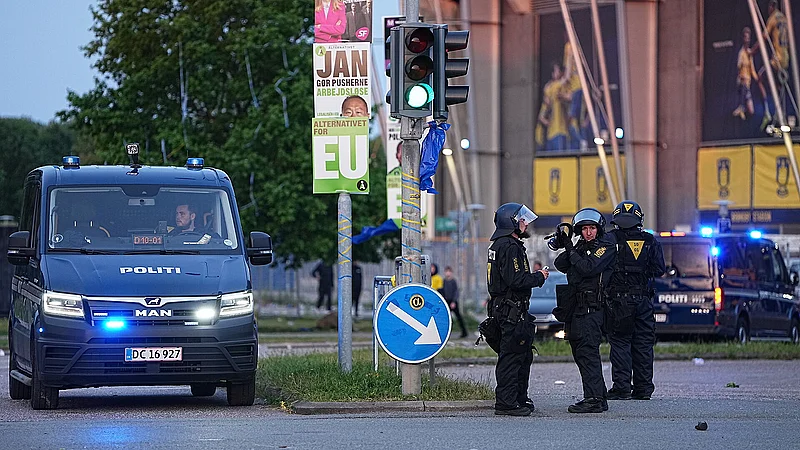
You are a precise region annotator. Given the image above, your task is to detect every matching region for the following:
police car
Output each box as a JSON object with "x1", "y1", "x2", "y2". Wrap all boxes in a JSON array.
[
  {"x1": 6, "y1": 145, "x2": 273, "y2": 409},
  {"x1": 652, "y1": 229, "x2": 799, "y2": 344}
]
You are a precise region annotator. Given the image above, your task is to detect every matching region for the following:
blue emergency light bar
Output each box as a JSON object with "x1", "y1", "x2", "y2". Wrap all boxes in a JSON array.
[
  {"x1": 186, "y1": 157, "x2": 204, "y2": 169},
  {"x1": 749, "y1": 230, "x2": 762, "y2": 239},
  {"x1": 62, "y1": 156, "x2": 80, "y2": 168},
  {"x1": 103, "y1": 320, "x2": 126, "y2": 330}
]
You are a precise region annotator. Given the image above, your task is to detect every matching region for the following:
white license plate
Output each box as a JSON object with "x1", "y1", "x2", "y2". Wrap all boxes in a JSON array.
[
  {"x1": 654, "y1": 314, "x2": 667, "y2": 323},
  {"x1": 125, "y1": 347, "x2": 182, "y2": 362}
]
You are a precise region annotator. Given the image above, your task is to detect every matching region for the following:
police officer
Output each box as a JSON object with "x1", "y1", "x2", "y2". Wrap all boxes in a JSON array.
[
  {"x1": 605, "y1": 201, "x2": 666, "y2": 401},
  {"x1": 553, "y1": 208, "x2": 615, "y2": 413},
  {"x1": 487, "y1": 202, "x2": 549, "y2": 416}
]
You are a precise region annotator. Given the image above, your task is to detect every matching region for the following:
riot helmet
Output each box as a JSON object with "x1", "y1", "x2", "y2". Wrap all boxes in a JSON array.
[
  {"x1": 490, "y1": 203, "x2": 538, "y2": 240},
  {"x1": 611, "y1": 200, "x2": 644, "y2": 229},
  {"x1": 572, "y1": 207, "x2": 606, "y2": 237}
]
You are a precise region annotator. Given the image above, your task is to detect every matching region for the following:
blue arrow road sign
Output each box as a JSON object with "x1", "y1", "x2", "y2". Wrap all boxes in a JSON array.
[{"x1": 374, "y1": 283, "x2": 451, "y2": 364}]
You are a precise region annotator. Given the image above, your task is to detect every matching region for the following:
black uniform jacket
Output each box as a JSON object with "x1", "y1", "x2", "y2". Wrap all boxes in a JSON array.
[{"x1": 487, "y1": 235, "x2": 545, "y2": 302}]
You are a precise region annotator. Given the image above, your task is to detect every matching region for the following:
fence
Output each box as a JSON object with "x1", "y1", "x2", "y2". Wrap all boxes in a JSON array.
[{"x1": 251, "y1": 232, "x2": 800, "y2": 318}]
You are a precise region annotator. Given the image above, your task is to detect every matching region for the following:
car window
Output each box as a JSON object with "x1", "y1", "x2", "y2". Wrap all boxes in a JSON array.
[
  {"x1": 660, "y1": 242, "x2": 712, "y2": 278},
  {"x1": 745, "y1": 242, "x2": 774, "y2": 283}
]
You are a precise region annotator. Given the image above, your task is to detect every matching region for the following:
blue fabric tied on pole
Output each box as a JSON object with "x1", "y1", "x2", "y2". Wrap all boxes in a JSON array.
[
  {"x1": 352, "y1": 219, "x2": 400, "y2": 245},
  {"x1": 419, "y1": 121, "x2": 450, "y2": 194}
]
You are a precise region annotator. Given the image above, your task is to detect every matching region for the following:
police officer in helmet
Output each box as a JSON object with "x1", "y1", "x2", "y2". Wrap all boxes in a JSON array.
[
  {"x1": 553, "y1": 207, "x2": 615, "y2": 413},
  {"x1": 605, "y1": 201, "x2": 665, "y2": 401},
  {"x1": 487, "y1": 202, "x2": 549, "y2": 416}
]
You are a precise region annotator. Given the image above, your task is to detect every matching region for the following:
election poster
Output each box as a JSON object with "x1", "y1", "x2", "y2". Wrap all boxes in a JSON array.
[
  {"x1": 313, "y1": 42, "x2": 372, "y2": 118},
  {"x1": 312, "y1": 117, "x2": 370, "y2": 194},
  {"x1": 314, "y1": 0, "x2": 373, "y2": 43}
]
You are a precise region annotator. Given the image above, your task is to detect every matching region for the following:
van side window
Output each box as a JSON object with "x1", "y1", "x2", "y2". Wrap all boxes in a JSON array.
[
  {"x1": 717, "y1": 239, "x2": 747, "y2": 277},
  {"x1": 745, "y1": 243, "x2": 774, "y2": 283},
  {"x1": 770, "y1": 247, "x2": 789, "y2": 284},
  {"x1": 19, "y1": 179, "x2": 41, "y2": 249}
]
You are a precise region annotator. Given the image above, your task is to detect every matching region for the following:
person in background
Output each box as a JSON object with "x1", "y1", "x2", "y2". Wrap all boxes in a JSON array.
[
  {"x1": 442, "y1": 266, "x2": 468, "y2": 338},
  {"x1": 352, "y1": 262, "x2": 363, "y2": 317},
  {"x1": 312, "y1": 261, "x2": 334, "y2": 311},
  {"x1": 431, "y1": 263, "x2": 444, "y2": 293}
]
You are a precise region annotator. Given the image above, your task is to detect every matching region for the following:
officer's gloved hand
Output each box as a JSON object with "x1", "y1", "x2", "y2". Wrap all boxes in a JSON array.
[{"x1": 561, "y1": 231, "x2": 574, "y2": 251}]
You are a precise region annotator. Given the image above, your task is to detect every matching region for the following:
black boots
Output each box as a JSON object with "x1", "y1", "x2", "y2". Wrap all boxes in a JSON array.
[{"x1": 568, "y1": 398, "x2": 607, "y2": 413}]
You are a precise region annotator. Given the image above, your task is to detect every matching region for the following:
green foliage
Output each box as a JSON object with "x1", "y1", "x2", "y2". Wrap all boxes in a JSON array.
[
  {"x1": 58, "y1": 0, "x2": 397, "y2": 266},
  {"x1": 256, "y1": 350, "x2": 494, "y2": 404},
  {"x1": 0, "y1": 119, "x2": 77, "y2": 218}
]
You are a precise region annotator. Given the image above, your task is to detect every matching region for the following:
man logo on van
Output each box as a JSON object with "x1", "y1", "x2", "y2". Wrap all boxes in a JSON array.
[
  {"x1": 135, "y1": 309, "x2": 173, "y2": 317},
  {"x1": 120, "y1": 267, "x2": 181, "y2": 274}
]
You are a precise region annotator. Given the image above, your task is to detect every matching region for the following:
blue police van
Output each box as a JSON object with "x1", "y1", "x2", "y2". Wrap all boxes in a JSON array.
[
  {"x1": 652, "y1": 230, "x2": 799, "y2": 343},
  {"x1": 6, "y1": 148, "x2": 273, "y2": 409}
]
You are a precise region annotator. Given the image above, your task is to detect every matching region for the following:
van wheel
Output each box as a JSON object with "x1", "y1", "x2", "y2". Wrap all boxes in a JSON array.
[
  {"x1": 736, "y1": 317, "x2": 750, "y2": 345},
  {"x1": 30, "y1": 341, "x2": 59, "y2": 410},
  {"x1": 191, "y1": 383, "x2": 217, "y2": 397},
  {"x1": 790, "y1": 319, "x2": 800, "y2": 345},
  {"x1": 226, "y1": 377, "x2": 255, "y2": 406}
]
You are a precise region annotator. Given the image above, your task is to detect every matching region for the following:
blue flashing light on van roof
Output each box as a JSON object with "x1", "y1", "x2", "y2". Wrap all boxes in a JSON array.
[
  {"x1": 186, "y1": 157, "x2": 204, "y2": 169},
  {"x1": 711, "y1": 246, "x2": 720, "y2": 256},
  {"x1": 749, "y1": 230, "x2": 762, "y2": 239},
  {"x1": 700, "y1": 227, "x2": 714, "y2": 237},
  {"x1": 62, "y1": 156, "x2": 80, "y2": 168}
]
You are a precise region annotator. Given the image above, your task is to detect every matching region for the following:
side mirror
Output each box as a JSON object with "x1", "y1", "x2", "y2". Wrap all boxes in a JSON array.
[
  {"x1": 791, "y1": 271, "x2": 799, "y2": 287},
  {"x1": 247, "y1": 231, "x2": 273, "y2": 266},
  {"x1": 7, "y1": 231, "x2": 34, "y2": 265}
]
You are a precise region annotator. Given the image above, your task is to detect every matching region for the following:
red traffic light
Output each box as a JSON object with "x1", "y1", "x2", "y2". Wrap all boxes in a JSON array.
[{"x1": 405, "y1": 28, "x2": 434, "y2": 53}]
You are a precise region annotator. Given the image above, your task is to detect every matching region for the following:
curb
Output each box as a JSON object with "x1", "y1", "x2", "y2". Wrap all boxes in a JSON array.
[{"x1": 291, "y1": 400, "x2": 495, "y2": 415}]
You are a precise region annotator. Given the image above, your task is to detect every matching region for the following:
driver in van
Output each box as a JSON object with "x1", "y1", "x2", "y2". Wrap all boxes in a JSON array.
[{"x1": 169, "y1": 204, "x2": 198, "y2": 235}]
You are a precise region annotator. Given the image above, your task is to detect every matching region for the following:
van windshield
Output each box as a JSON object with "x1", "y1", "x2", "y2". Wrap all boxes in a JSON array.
[
  {"x1": 660, "y1": 242, "x2": 712, "y2": 278},
  {"x1": 46, "y1": 186, "x2": 240, "y2": 254}
]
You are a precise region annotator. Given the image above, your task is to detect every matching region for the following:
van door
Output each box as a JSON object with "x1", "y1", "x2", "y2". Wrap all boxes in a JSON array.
[
  {"x1": 11, "y1": 175, "x2": 42, "y2": 372},
  {"x1": 744, "y1": 241, "x2": 780, "y2": 337},
  {"x1": 768, "y1": 246, "x2": 794, "y2": 336}
]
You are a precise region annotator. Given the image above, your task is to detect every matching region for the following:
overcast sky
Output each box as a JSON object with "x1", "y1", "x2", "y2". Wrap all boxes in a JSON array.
[{"x1": 0, "y1": 1, "x2": 398, "y2": 124}]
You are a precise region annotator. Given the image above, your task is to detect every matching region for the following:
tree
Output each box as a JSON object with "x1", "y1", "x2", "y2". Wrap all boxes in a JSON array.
[
  {"x1": 0, "y1": 118, "x2": 76, "y2": 218},
  {"x1": 59, "y1": 0, "x2": 394, "y2": 266}
]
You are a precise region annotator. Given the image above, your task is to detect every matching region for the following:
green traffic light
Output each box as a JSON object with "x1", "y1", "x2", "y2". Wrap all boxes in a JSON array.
[{"x1": 406, "y1": 83, "x2": 434, "y2": 108}]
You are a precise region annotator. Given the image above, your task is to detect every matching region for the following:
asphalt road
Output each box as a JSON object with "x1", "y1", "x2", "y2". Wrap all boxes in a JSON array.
[{"x1": 2, "y1": 355, "x2": 800, "y2": 449}]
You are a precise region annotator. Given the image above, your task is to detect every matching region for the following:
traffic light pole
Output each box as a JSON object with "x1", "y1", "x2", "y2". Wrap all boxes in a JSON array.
[{"x1": 400, "y1": 0, "x2": 423, "y2": 397}]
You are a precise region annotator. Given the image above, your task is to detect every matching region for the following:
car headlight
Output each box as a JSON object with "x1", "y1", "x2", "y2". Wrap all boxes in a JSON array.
[
  {"x1": 219, "y1": 291, "x2": 253, "y2": 317},
  {"x1": 42, "y1": 291, "x2": 85, "y2": 318}
]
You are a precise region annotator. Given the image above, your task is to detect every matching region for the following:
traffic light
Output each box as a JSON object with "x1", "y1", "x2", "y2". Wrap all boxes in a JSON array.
[
  {"x1": 387, "y1": 24, "x2": 436, "y2": 119},
  {"x1": 432, "y1": 25, "x2": 469, "y2": 121}
]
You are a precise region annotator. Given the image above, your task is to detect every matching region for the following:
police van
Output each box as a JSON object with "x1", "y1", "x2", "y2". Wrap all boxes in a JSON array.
[
  {"x1": 6, "y1": 147, "x2": 273, "y2": 409},
  {"x1": 652, "y1": 230, "x2": 799, "y2": 343}
]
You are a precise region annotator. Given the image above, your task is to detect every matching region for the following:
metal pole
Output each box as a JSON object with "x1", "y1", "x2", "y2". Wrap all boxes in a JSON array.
[
  {"x1": 337, "y1": 192, "x2": 352, "y2": 373},
  {"x1": 616, "y1": 0, "x2": 636, "y2": 200},
  {"x1": 784, "y1": 0, "x2": 800, "y2": 116},
  {"x1": 559, "y1": 0, "x2": 619, "y2": 207},
  {"x1": 590, "y1": 0, "x2": 626, "y2": 199},
  {"x1": 747, "y1": 0, "x2": 800, "y2": 198},
  {"x1": 400, "y1": 0, "x2": 423, "y2": 397}
]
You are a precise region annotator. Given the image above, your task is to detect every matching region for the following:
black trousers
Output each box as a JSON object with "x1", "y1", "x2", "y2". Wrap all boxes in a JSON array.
[
  {"x1": 567, "y1": 309, "x2": 606, "y2": 400},
  {"x1": 316, "y1": 287, "x2": 332, "y2": 311},
  {"x1": 608, "y1": 295, "x2": 656, "y2": 396},
  {"x1": 450, "y1": 302, "x2": 468, "y2": 336},
  {"x1": 495, "y1": 320, "x2": 533, "y2": 409}
]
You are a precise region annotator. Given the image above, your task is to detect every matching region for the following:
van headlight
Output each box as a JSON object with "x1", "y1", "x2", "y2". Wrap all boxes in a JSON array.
[
  {"x1": 219, "y1": 291, "x2": 253, "y2": 317},
  {"x1": 42, "y1": 291, "x2": 85, "y2": 318}
]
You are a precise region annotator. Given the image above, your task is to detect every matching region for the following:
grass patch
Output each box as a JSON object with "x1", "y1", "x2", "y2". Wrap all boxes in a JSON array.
[
  {"x1": 652, "y1": 340, "x2": 800, "y2": 359},
  {"x1": 256, "y1": 349, "x2": 494, "y2": 404},
  {"x1": 257, "y1": 316, "x2": 375, "y2": 333}
]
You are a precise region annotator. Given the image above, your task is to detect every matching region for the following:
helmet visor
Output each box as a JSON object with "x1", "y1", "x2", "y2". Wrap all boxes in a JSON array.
[
  {"x1": 513, "y1": 205, "x2": 538, "y2": 225},
  {"x1": 573, "y1": 209, "x2": 602, "y2": 227}
]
